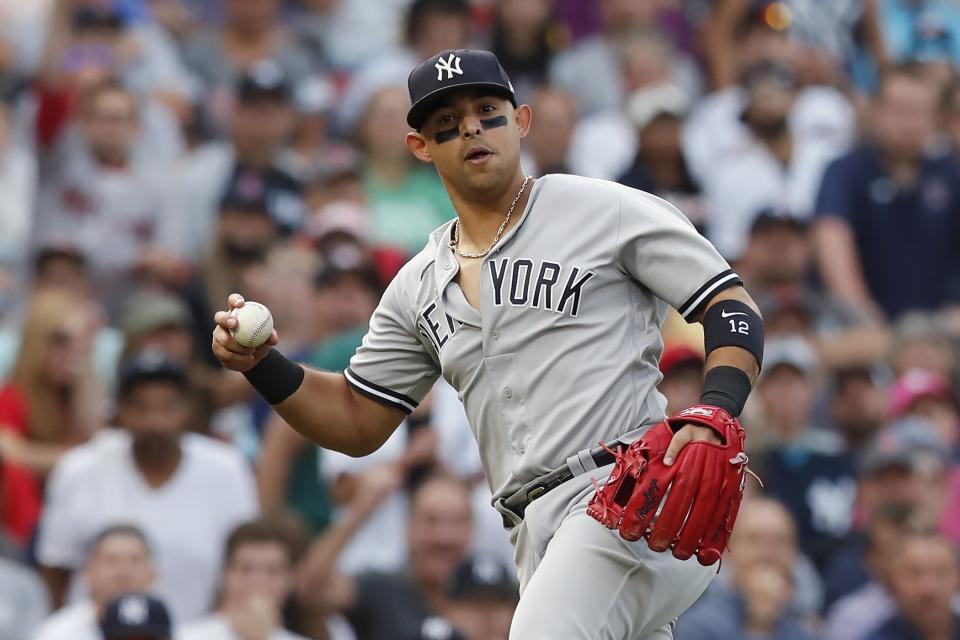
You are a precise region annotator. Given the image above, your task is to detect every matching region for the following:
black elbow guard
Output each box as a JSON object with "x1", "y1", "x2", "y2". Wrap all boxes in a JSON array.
[{"x1": 702, "y1": 300, "x2": 764, "y2": 369}]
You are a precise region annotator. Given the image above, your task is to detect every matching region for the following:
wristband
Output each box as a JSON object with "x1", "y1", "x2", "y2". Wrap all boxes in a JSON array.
[
  {"x1": 702, "y1": 300, "x2": 764, "y2": 369},
  {"x1": 699, "y1": 366, "x2": 752, "y2": 417},
  {"x1": 243, "y1": 350, "x2": 305, "y2": 405}
]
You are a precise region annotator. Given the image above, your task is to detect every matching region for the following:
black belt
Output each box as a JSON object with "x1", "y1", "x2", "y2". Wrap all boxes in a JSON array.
[{"x1": 497, "y1": 444, "x2": 619, "y2": 529}]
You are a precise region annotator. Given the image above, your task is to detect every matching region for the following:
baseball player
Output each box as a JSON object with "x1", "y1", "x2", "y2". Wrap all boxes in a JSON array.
[{"x1": 213, "y1": 50, "x2": 765, "y2": 639}]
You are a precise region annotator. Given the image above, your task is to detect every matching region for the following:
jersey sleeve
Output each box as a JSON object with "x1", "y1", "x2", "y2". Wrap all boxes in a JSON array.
[
  {"x1": 616, "y1": 187, "x2": 742, "y2": 322},
  {"x1": 345, "y1": 275, "x2": 440, "y2": 415}
]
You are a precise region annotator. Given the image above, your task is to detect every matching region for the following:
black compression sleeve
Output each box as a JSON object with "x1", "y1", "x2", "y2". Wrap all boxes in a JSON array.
[
  {"x1": 700, "y1": 366, "x2": 753, "y2": 417},
  {"x1": 243, "y1": 349, "x2": 305, "y2": 405}
]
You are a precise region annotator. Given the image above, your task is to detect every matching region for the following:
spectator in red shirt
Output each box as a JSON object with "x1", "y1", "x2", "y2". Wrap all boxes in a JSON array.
[
  {"x1": 0, "y1": 289, "x2": 104, "y2": 479},
  {"x1": 0, "y1": 453, "x2": 41, "y2": 547}
]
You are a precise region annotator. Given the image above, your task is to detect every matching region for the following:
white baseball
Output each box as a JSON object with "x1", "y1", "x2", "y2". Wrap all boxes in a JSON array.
[{"x1": 229, "y1": 301, "x2": 274, "y2": 348}]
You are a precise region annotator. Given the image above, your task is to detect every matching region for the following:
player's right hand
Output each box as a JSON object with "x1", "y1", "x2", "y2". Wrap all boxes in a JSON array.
[{"x1": 212, "y1": 293, "x2": 279, "y2": 373}]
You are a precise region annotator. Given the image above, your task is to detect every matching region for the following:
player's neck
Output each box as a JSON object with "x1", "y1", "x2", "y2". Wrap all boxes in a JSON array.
[{"x1": 448, "y1": 172, "x2": 533, "y2": 253}]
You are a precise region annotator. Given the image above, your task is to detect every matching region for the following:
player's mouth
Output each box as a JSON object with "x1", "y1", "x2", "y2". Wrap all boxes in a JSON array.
[{"x1": 464, "y1": 145, "x2": 494, "y2": 165}]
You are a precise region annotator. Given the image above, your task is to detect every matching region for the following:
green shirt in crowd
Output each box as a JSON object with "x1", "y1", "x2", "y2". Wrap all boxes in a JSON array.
[{"x1": 364, "y1": 167, "x2": 455, "y2": 256}]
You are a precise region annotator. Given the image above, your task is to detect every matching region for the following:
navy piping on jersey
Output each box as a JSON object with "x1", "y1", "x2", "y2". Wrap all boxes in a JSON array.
[
  {"x1": 344, "y1": 368, "x2": 418, "y2": 414},
  {"x1": 678, "y1": 269, "x2": 743, "y2": 321}
]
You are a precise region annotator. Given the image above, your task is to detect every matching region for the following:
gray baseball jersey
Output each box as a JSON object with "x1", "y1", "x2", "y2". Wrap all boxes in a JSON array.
[{"x1": 345, "y1": 174, "x2": 740, "y2": 502}]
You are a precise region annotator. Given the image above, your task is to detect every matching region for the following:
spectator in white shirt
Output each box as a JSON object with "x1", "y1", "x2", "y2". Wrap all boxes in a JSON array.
[
  {"x1": 180, "y1": 517, "x2": 354, "y2": 640},
  {"x1": 683, "y1": 60, "x2": 853, "y2": 259},
  {"x1": 34, "y1": 524, "x2": 155, "y2": 640},
  {"x1": 36, "y1": 350, "x2": 258, "y2": 623}
]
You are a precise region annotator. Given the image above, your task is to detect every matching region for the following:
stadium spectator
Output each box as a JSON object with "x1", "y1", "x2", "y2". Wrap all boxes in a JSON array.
[
  {"x1": 521, "y1": 86, "x2": 578, "y2": 177},
  {"x1": 0, "y1": 289, "x2": 105, "y2": 480},
  {"x1": 738, "y1": 212, "x2": 891, "y2": 369},
  {"x1": 186, "y1": 165, "x2": 302, "y2": 355},
  {"x1": 754, "y1": 336, "x2": 858, "y2": 568},
  {"x1": 99, "y1": 592, "x2": 173, "y2": 640},
  {"x1": 310, "y1": 235, "x2": 383, "y2": 341},
  {"x1": 317, "y1": 419, "x2": 439, "y2": 576},
  {"x1": 359, "y1": 86, "x2": 455, "y2": 256},
  {"x1": 864, "y1": 531, "x2": 960, "y2": 640},
  {"x1": 550, "y1": 0, "x2": 701, "y2": 115},
  {"x1": 119, "y1": 292, "x2": 227, "y2": 435},
  {"x1": 335, "y1": 0, "x2": 471, "y2": 134},
  {"x1": 36, "y1": 351, "x2": 257, "y2": 621},
  {"x1": 0, "y1": 553, "x2": 48, "y2": 638},
  {"x1": 33, "y1": 79, "x2": 187, "y2": 318},
  {"x1": 489, "y1": 0, "x2": 557, "y2": 102},
  {"x1": 616, "y1": 83, "x2": 703, "y2": 230},
  {"x1": 173, "y1": 61, "x2": 305, "y2": 259},
  {"x1": 440, "y1": 555, "x2": 520, "y2": 640},
  {"x1": 828, "y1": 367, "x2": 887, "y2": 459},
  {"x1": 822, "y1": 503, "x2": 917, "y2": 639},
  {"x1": 684, "y1": 59, "x2": 853, "y2": 260},
  {"x1": 889, "y1": 313, "x2": 957, "y2": 379},
  {"x1": 567, "y1": 29, "x2": 685, "y2": 180},
  {"x1": 814, "y1": 65, "x2": 960, "y2": 319},
  {"x1": 888, "y1": 369, "x2": 959, "y2": 455},
  {"x1": 34, "y1": 524, "x2": 155, "y2": 640},
  {"x1": 179, "y1": 517, "x2": 354, "y2": 640},
  {"x1": 675, "y1": 498, "x2": 820, "y2": 640},
  {"x1": 0, "y1": 247, "x2": 125, "y2": 388},
  {"x1": 181, "y1": 0, "x2": 326, "y2": 140},
  {"x1": 297, "y1": 473, "x2": 473, "y2": 640}
]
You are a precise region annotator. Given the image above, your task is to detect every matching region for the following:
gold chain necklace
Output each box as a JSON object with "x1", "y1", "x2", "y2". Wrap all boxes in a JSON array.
[{"x1": 449, "y1": 175, "x2": 532, "y2": 259}]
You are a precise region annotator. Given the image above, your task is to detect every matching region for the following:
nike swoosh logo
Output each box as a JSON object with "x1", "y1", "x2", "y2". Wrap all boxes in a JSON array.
[{"x1": 721, "y1": 310, "x2": 748, "y2": 318}]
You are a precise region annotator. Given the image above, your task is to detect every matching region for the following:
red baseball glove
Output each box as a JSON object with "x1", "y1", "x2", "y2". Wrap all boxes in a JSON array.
[{"x1": 586, "y1": 405, "x2": 751, "y2": 566}]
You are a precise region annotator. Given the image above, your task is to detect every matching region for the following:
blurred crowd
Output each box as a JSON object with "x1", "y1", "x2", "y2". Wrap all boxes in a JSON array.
[{"x1": 0, "y1": 0, "x2": 960, "y2": 638}]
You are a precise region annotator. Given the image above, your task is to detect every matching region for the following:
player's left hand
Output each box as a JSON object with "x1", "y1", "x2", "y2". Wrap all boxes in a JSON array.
[{"x1": 663, "y1": 423, "x2": 722, "y2": 466}]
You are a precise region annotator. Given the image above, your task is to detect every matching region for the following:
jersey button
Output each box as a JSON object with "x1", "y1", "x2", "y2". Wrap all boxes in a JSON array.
[
  {"x1": 491, "y1": 330, "x2": 500, "y2": 340},
  {"x1": 517, "y1": 443, "x2": 525, "y2": 454},
  {"x1": 442, "y1": 262, "x2": 452, "y2": 270},
  {"x1": 503, "y1": 387, "x2": 513, "y2": 399}
]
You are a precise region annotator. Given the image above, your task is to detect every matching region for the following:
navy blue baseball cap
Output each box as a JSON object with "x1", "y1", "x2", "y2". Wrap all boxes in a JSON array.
[
  {"x1": 406, "y1": 49, "x2": 517, "y2": 130},
  {"x1": 100, "y1": 593, "x2": 172, "y2": 639}
]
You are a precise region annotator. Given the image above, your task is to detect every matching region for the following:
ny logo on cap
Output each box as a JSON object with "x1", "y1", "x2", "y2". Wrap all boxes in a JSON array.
[
  {"x1": 435, "y1": 53, "x2": 463, "y2": 81},
  {"x1": 118, "y1": 596, "x2": 149, "y2": 625}
]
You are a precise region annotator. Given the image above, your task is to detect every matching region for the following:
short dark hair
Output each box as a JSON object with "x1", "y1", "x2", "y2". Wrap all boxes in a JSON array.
[
  {"x1": 223, "y1": 516, "x2": 307, "y2": 567},
  {"x1": 33, "y1": 246, "x2": 88, "y2": 278},
  {"x1": 409, "y1": 472, "x2": 472, "y2": 512},
  {"x1": 877, "y1": 63, "x2": 933, "y2": 98},
  {"x1": 405, "y1": 0, "x2": 470, "y2": 45}
]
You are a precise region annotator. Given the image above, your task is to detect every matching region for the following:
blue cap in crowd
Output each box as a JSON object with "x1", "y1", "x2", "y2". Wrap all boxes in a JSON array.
[
  {"x1": 100, "y1": 593, "x2": 172, "y2": 639},
  {"x1": 117, "y1": 350, "x2": 188, "y2": 399}
]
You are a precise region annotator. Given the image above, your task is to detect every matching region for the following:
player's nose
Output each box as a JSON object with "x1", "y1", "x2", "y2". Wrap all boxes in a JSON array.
[{"x1": 460, "y1": 115, "x2": 483, "y2": 138}]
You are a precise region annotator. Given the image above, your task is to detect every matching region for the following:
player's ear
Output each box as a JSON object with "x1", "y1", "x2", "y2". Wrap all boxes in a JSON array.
[
  {"x1": 406, "y1": 131, "x2": 433, "y2": 163},
  {"x1": 515, "y1": 104, "x2": 532, "y2": 139}
]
